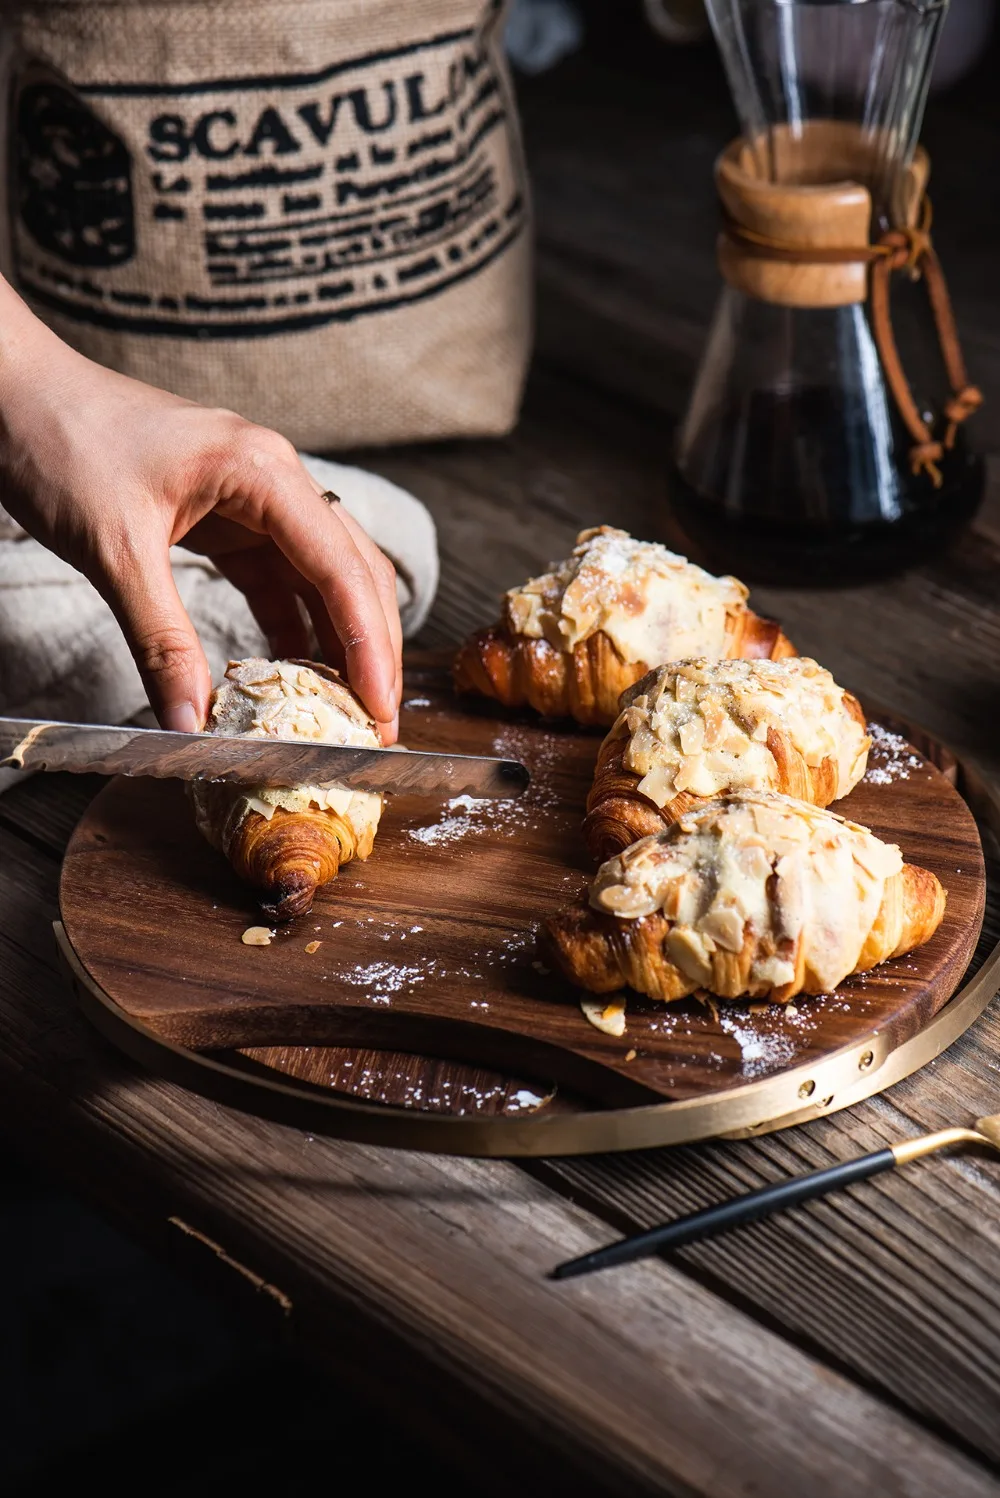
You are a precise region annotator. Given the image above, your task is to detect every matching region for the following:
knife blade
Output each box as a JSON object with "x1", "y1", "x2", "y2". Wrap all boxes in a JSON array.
[{"x1": 0, "y1": 716, "x2": 530, "y2": 799}]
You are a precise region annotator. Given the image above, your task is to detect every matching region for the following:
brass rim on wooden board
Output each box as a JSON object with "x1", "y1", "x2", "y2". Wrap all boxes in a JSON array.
[{"x1": 55, "y1": 761, "x2": 1000, "y2": 1158}]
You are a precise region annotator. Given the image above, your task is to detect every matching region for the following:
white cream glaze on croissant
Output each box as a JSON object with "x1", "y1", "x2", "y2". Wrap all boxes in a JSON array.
[
  {"x1": 505, "y1": 526, "x2": 751, "y2": 664},
  {"x1": 547, "y1": 791, "x2": 946, "y2": 1004},
  {"x1": 190, "y1": 658, "x2": 383, "y2": 921},
  {"x1": 584, "y1": 657, "x2": 870, "y2": 862},
  {"x1": 454, "y1": 526, "x2": 796, "y2": 725}
]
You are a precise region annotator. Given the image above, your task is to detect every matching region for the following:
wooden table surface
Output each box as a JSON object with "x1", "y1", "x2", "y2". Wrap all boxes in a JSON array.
[{"x1": 3, "y1": 44, "x2": 1000, "y2": 1497}]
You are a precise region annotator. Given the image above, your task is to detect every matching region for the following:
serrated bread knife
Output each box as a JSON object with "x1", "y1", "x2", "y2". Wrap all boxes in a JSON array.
[{"x1": 0, "y1": 716, "x2": 530, "y2": 799}]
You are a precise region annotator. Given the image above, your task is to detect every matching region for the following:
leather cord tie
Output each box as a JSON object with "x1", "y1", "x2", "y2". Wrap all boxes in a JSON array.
[{"x1": 723, "y1": 198, "x2": 982, "y2": 488}]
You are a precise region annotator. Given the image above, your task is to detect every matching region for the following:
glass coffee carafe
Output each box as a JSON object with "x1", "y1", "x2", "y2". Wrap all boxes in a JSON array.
[{"x1": 670, "y1": 0, "x2": 983, "y2": 583}]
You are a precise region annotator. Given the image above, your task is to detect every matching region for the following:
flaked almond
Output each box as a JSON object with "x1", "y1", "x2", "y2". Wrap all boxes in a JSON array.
[
  {"x1": 580, "y1": 997, "x2": 627, "y2": 1037},
  {"x1": 636, "y1": 763, "x2": 674, "y2": 808},
  {"x1": 701, "y1": 903, "x2": 744, "y2": 954},
  {"x1": 242, "y1": 926, "x2": 274, "y2": 946},
  {"x1": 665, "y1": 926, "x2": 713, "y2": 985},
  {"x1": 592, "y1": 882, "x2": 658, "y2": 918},
  {"x1": 678, "y1": 716, "x2": 705, "y2": 756}
]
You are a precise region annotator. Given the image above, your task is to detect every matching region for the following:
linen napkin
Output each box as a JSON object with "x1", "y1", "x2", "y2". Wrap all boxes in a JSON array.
[{"x1": 0, "y1": 453, "x2": 439, "y2": 794}]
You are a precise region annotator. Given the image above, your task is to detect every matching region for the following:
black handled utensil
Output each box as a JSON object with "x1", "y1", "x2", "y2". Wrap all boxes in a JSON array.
[{"x1": 550, "y1": 1116, "x2": 1000, "y2": 1281}]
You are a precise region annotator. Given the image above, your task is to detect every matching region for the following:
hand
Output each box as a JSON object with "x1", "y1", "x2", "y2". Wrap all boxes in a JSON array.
[{"x1": 0, "y1": 279, "x2": 402, "y2": 740}]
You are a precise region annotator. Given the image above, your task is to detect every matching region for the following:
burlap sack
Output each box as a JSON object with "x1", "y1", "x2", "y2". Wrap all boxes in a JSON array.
[{"x1": 0, "y1": 0, "x2": 532, "y2": 449}]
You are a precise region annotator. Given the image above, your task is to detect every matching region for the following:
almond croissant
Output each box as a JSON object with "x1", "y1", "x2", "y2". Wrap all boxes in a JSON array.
[
  {"x1": 190, "y1": 658, "x2": 383, "y2": 922},
  {"x1": 545, "y1": 792, "x2": 945, "y2": 1005},
  {"x1": 454, "y1": 526, "x2": 796, "y2": 726},
  {"x1": 584, "y1": 657, "x2": 870, "y2": 863}
]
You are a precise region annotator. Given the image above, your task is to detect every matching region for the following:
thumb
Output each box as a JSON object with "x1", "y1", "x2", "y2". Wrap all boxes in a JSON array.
[{"x1": 103, "y1": 548, "x2": 212, "y2": 732}]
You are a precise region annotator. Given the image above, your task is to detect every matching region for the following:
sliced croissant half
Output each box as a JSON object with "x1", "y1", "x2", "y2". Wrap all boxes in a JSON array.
[
  {"x1": 584, "y1": 657, "x2": 870, "y2": 863},
  {"x1": 190, "y1": 658, "x2": 383, "y2": 922},
  {"x1": 453, "y1": 526, "x2": 796, "y2": 726},
  {"x1": 545, "y1": 791, "x2": 945, "y2": 1005}
]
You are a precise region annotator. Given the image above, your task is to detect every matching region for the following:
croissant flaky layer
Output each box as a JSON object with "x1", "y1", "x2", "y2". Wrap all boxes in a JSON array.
[
  {"x1": 190, "y1": 658, "x2": 383, "y2": 921},
  {"x1": 545, "y1": 793, "x2": 947, "y2": 1003},
  {"x1": 191, "y1": 783, "x2": 380, "y2": 922},
  {"x1": 454, "y1": 617, "x2": 796, "y2": 727},
  {"x1": 584, "y1": 658, "x2": 869, "y2": 862},
  {"x1": 545, "y1": 861, "x2": 945, "y2": 1004}
]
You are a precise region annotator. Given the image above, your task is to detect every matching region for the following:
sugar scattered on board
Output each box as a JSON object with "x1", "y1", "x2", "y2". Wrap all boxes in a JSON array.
[
  {"x1": 863, "y1": 723, "x2": 927, "y2": 786},
  {"x1": 716, "y1": 1008, "x2": 797, "y2": 1078},
  {"x1": 338, "y1": 959, "x2": 428, "y2": 1002},
  {"x1": 406, "y1": 727, "x2": 562, "y2": 845},
  {"x1": 408, "y1": 794, "x2": 493, "y2": 846}
]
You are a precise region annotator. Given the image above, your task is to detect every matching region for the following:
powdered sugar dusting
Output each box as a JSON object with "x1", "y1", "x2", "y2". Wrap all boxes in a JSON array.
[
  {"x1": 408, "y1": 793, "x2": 493, "y2": 845},
  {"x1": 337, "y1": 959, "x2": 428, "y2": 1005},
  {"x1": 320, "y1": 1058, "x2": 550, "y2": 1116},
  {"x1": 406, "y1": 727, "x2": 562, "y2": 845},
  {"x1": 310, "y1": 912, "x2": 542, "y2": 1007},
  {"x1": 864, "y1": 722, "x2": 927, "y2": 786},
  {"x1": 716, "y1": 1009, "x2": 797, "y2": 1078}
]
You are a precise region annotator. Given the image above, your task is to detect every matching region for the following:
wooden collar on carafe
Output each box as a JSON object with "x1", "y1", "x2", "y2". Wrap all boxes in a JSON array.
[{"x1": 715, "y1": 122, "x2": 982, "y2": 487}]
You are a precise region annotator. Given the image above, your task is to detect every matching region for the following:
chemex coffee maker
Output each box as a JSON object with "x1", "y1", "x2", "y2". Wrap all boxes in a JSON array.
[{"x1": 671, "y1": 0, "x2": 983, "y2": 582}]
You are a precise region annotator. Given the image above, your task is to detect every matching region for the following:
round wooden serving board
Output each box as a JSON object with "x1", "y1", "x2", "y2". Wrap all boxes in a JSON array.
[{"x1": 58, "y1": 657, "x2": 988, "y2": 1153}]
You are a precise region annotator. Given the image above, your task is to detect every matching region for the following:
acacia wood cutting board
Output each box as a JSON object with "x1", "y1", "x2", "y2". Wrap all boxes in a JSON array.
[{"x1": 59, "y1": 659, "x2": 986, "y2": 1111}]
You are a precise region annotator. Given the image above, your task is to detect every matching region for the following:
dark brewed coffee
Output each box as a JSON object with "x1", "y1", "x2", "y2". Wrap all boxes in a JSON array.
[{"x1": 669, "y1": 385, "x2": 983, "y2": 584}]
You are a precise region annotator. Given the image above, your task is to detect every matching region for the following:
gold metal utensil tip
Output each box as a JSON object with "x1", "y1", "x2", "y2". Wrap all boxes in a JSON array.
[{"x1": 891, "y1": 1126, "x2": 988, "y2": 1166}]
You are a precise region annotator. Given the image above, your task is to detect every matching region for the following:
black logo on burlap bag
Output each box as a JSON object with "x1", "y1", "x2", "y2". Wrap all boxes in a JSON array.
[
  {"x1": 10, "y1": 18, "x2": 527, "y2": 340},
  {"x1": 16, "y1": 81, "x2": 135, "y2": 269}
]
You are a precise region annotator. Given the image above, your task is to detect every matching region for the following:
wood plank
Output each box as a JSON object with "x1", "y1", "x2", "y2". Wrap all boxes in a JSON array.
[
  {"x1": 0, "y1": 770, "x2": 102, "y2": 856},
  {"x1": 0, "y1": 822, "x2": 996, "y2": 1498},
  {"x1": 531, "y1": 1031, "x2": 1000, "y2": 1467}
]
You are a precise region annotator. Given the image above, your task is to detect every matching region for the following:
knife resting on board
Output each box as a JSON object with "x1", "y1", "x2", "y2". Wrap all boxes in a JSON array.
[{"x1": 0, "y1": 717, "x2": 530, "y2": 799}]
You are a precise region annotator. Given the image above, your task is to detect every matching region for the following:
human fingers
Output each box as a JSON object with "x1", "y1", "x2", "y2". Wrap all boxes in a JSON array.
[
  {"x1": 218, "y1": 439, "x2": 397, "y2": 725},
  {"x1": 99, "y1": 539, "x2": 212, "y2": 732},
  {"x1": 265, "y1": 470, "x2": 402, "y2": 719},
  {"x1": 326, "y1": 500, "x2": 403, "y2": 733}
]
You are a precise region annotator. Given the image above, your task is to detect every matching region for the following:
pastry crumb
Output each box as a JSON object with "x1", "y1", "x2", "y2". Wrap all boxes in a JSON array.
[
  {"x1": 242, "y1": 926, "x2": 274, "y2": 946},
  {"x1": 581, "y1": 997, "x2": 626, "y2": 1037},
  {"x1": 305, "y1": 940, "x2": 322, "y2": 954},
  {"x1": 624, "y1": 1048, "x2": 637, "y2": 1062}
]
